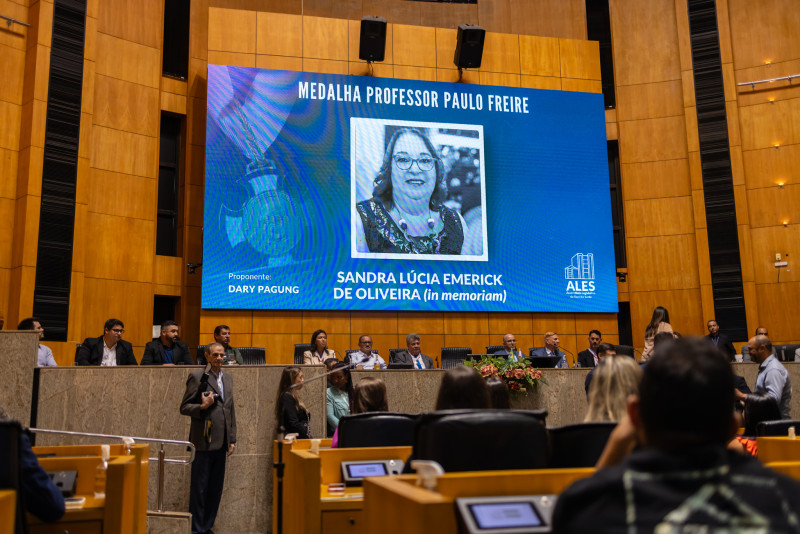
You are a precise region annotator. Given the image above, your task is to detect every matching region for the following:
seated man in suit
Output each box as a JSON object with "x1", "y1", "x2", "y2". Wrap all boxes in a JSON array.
[
  {"x1": 494, "y1": 333, "x2": 525, "y2": 361},
  {"x1": 391, "y1": 333, "x2": 434, "y2": 369},
  {"x1": 75, "y1": 318, "x2": 138, "y2": 366},
  {"x1": 530, "y1": 331, "x2": 569, "y2": 368},
  {"x1": 554, "y1": 337, "x2": 800, "y2": 532},
  {"x1": 577, "y1": 330, "x2": 602, "y2": 368},
  {"x1": 141, "y1": 320, "x2": 194, "y2": 365},
  {"x1": 706, "y1": 319, "x2": 737, "y2": 361}
]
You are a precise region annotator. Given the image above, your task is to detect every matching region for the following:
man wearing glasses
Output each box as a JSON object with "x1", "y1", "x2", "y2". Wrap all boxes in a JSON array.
[
  {"x1": 75, "y1": 318, "x2": 138, "y2": 366},
  {"x1": 347, "y1": 335, "x2": 387, "y2": 369}
]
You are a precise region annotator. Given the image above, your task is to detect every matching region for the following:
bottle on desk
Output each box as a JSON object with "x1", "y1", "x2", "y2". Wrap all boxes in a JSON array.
[{"x1": 94, "y1": 444, "x2": 111, "y2": 498}]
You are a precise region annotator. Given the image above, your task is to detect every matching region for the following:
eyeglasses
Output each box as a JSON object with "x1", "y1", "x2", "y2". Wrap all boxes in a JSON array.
[
  {"x1": 393, "y1": 153, "x2": 436, "y2": 171},
  {"x1": 360, "y1": 341, "x2": 373, "y2": 346},
  {"x1": 111, "y1": 329, "x2": 124, "y2": 334}
]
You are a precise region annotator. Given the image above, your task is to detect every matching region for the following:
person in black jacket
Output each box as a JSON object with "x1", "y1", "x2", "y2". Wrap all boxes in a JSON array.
[
  {"x1": 705, "y1": 319, "x2": 737, "y2": 361},
  {"x1": 74, "y1": 318, "x2": 138, "y2": 366},
  {"x1": 141, "y1": 320, "x2": 194, "y2": 365},
  {"x1": 275, "y1": 366, "x2": 311, "y2": 438},
  {"x1": 577, "y1": 330, "x2": 603, "y2": 368}
]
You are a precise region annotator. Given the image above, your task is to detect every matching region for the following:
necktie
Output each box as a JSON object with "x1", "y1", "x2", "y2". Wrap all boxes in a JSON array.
[{"x1": 415, "y1": 357, "x2": 423, "y2": 369}]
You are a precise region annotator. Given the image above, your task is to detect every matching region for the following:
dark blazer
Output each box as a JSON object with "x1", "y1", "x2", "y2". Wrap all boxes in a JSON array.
[
  {"x1": 141, "y1": 339, "x2": 194, "y2": 365},
  {"x1": 577, "y1": 349, "x2": 598, "y2": 368},
  {"x1": 180, "y1": 368, "x2": 237, "y2": 452},
  {"x1": 391, "y1": 350, "x2": 434, "y2": 369},
  {"x1": 707, "y1": 333, "x2": 737, "y2": 361},
  {"x1": 75, "y1": 336, "x2": 138, "y2": 366}
]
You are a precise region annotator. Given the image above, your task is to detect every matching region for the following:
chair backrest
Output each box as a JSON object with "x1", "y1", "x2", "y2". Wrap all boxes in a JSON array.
[
  {"x1": 0, "y1": 421, "x2": 25, "y2": 534},
  {"x1": 485, "y1": 345, "x2": 504, "y2": 355},
  {"x1": 412, "y1": 410, "x2": 549, "y2": 472},
  {"x1": 197, "y1": 344, "x2": 208, "y2": 363},
  {"x1": 614, "y1": 345, "x2": 635, "y2": 357},
  {"x1": 239, "y1": 347, "x2": 266, "y2": 365},
  {"x1": 440, "y1": 347, "x2": 472, "y2": 360},
  {"x1": 756, "y1": 419, "x2": 800, "y2": 437},
  {"x1": 548, "y1": 422, "x2": 617, "y2": 468},
  {"x1": 294, "y1": 343, "x2": 312, "y2": 365},
  {"x1": 774, "y1": 344, "x2": 800, "y2": 362},
  {"x1": 337, "y1": 413, "x2": 417, "y2": 448},
  {"x1": 442, "y1": 359, "x2": 464, "y2": 369},
  {"x1": 389, "y1": 348, "x2": 405, "y2": 362}
]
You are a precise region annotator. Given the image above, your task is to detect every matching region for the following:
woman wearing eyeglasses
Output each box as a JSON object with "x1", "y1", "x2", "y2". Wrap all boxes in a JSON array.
[{"x1": 355, "y1": 127, "x2": 471, "y2": 255}]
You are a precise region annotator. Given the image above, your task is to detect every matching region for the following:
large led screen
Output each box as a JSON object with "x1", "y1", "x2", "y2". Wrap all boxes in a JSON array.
[{"x1": 202, "y1": 65, "x2": 617, "y2": 312}]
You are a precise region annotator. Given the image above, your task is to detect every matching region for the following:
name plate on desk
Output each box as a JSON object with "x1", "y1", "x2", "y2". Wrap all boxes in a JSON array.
[
  {"x1": 456, "y1": 495, "x2": 558, "y2": 534},
  {"x1": 341, "y1": 459, "x2": 404, "y2": 486}
]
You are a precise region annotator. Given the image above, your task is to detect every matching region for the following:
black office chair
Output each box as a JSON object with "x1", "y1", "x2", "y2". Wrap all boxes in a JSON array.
[
  {"x1": 239, "y1": 347, "x2": 266, "y2": 365},
  {"x1": 441, "y1": 359, "x2": 465, "y2": 369},
  {"x1": 411, "y1": 410, "x2": 549, "y2": 472},
  {"x1": 548, "y1": 422, "x2": 617, "y2": 468},
  {"x1": 614, "y1": 345, "x2": 636, "y2": 358},
  {"x1": 774, "y1": 344, "x2": 800, "y2": 362},
  {"x1": 527, "y1": 349, "x2": 561, "y2": 368},
  {"x1": 337, "y1": 413, "x2": 417, "y2": 448},
  {"x1": 485, "y1": 345, "x2": 504, "y2": 355},
  {"x1": 756, "y1": 419, "x2": 800, "y2": 437},
  {"x1": 441, "y1": 347, "x2": 472, "y2": 363},
  {"x1": 294, "y1": 343, "x2": 312, "y2": 365},
  {"x1": 388, "y1": 348, "x2": 405, "y2": 363},
  {"x1": 196, "y1": 344, "x2": 208, "y2": 364},
  {"x1": 0, "y1": 421, "x2": 26, "y2": 534}
]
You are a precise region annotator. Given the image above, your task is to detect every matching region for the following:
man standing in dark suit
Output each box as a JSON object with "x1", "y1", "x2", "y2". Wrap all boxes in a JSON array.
[
  {"x1": 706, "y1": 319, "x2": 737, "y2": 361},
  {"x1": 141, "y1": 320, "x2": 194, "y2": 365},
  {"x1": 391, "y1": 333, "x2": 434, "y2": 369},
  {"x1": 180, "y1": 343, "x2": 237, "y2": 534},
  {"x1": 74, "y1": 318, "x2": 138, "y2": 366},
  {"x1": 577, "y1": 330, "x2": 603, "y2": 368}
]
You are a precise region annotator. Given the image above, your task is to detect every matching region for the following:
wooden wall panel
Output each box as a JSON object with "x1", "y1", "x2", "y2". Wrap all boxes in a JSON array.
[
  {"x1": 629, "y1": 288, "x2": 704, "y2": 349},
  {"x1": 616, "y1": 80, "x2": 685, "y2": 122},
  {"x1": 303, "y1": 16, "x2": 348, "y2": 61},
  {"x1": 89, "y1": 126, "x2": 158, "y2": 178},
  {"x1": 97, "y1": 0, "x2": 162, "y2": 48},
  {"x1": 754, "y1": 281, "x2": 800, "y2": 342},
  {"x1": 728, "y1": 0, "x2": 800, "y2": 70},
  {"x1": 559, "y1": 38, "x2": 600, "y2": 80},
  {"x1": 393, "y1": 24, "x2": 436, "y2": 68},
  {"x1": 626, "y1": 234, "x2": 700, "y2": 292},
  {"x1": 95, "y1": 34, "x2": 161, "y2": 88},
  {"x1": 93, "y1": 75, "x2": 159, "y2": 136},
  {"x1": 83, "y1": 214, "x2": 154, "y2": 283},
  {"x1": 257, "y1": 11, "x2": 303, "y2": 57},
  {"x1": 86, "y1": 169, "x2": 155, "y2": 220},
  {"x1": 519, "y1": 35, "x2": 560, "y2": 77},
  {"x1": 624, "y1": 197, "x2": 695, "y2": 238},
  {"x1": 618, "y1": 116, "x2": 688, "y2": 163},
  {"x1": 620, "y1": 160, "x2": 692, "y2": 201},
  {"x1": 481, "y1": 32, "x2": 520, "y2": 74},
  {"x1": 443, "y1": 312, "x2": 490, "y2": 335}
]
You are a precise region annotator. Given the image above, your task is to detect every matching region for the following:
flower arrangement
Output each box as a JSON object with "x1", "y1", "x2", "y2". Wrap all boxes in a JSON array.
[{"x1": 464, "y1": 355, "x2": 545, "y2": 397}]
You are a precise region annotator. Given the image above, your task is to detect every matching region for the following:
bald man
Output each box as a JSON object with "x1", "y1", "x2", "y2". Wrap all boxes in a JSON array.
[{"x1": 495, "y1": 333, "x2": 524, "y2": 361}]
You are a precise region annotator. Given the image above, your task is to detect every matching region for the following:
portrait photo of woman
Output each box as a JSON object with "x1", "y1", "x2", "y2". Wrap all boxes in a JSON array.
[{"x1": 351, "y1": 119, "x2": 488, "y2": 260}]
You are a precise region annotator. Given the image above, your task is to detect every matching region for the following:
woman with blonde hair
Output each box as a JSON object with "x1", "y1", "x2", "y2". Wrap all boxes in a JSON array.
[{"x1": 585, "y1": 356, "x2": 642, "y2": 422}]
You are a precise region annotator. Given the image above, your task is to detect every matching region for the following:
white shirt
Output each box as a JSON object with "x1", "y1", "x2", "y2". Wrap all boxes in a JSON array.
[
  {"x1": 37, "y1": 344, "x2": 57, "y2": 367},
  {"x1": 350, "y1": 350, "x2": 387, "y2": 369},
  {"x1": 212, "y1": 369, "x2": 224, "y2": 400},
  {"x1": 101, "y1": 341, "x2": 117, "y2": 366},
  {"x1": 412, "y1": 354, "x2": 426, "y2": 369}
]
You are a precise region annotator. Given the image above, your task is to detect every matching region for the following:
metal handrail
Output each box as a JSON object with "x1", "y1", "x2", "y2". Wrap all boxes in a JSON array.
[
  {"x1": 30, "y1": 427, "x2": 195, "y2": 512},
  {"x1": 1, "y1": 14, "x2": 30, "y2": 27},
  {"x1": 737, "y1": 73, "x2": 798, "y2": 89}
]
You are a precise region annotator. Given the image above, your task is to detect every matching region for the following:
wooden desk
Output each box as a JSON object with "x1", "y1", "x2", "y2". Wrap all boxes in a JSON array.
[
  {"x1": 274, "y1": 441, "x2": 411, "y2": 534},
  {"x1": 363, "y1": 468, "x2": 594, "y2": 534},
  {"x1": 0, "y1": 490, "x2": 16, "y2": 533},
  {"x1": 766, "y1": 461, "x2": 800, "y2": 481},
  {"x1": 757, "y1": 437, "x2": 800, "y2": 463},
  {"x1": 27, "y1": 444, "x2": 149, "y2": 534}
]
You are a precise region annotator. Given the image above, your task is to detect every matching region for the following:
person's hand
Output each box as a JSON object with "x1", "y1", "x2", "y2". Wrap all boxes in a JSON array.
[
  {"x1": 356, "y1": 365, "x2": 364, "y2": 370},
  {"x1": 595, "y1": 415, "x2": 638, "y2": 469},
  {"x1": 227, "y1": 443, "x2": 236, "y2": 456},
  {"x1": 200, "y1": 391, "x2": 215, "y2": 410},
  {"x1": 734, "y1": 389, "x2": 748, "y2": 402}
]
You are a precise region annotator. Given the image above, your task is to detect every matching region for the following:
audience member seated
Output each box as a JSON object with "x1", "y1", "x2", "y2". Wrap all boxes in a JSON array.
[
  {"x1": 275, "y1": 367, "x2": 311, "y2": 438},
  {"x1": 391, "y1": 333, "x2": 434, "y2": 369},
  {"x1": 326, "y1": 362, "x2": 353, "y2": 437},
  {"x1": 577, "y1": 330, "x2": 603, "y2": 368},
  {"x1": 17, "y1": 317, "x2": 57, "y2": 367},
  {"x1": 303, "y1": 329, "x2": 338, "y2": 365},
  {"x1": 0, "y1": 405, "x2": 65, "y2": 524},
  {"x1": 553, "y1": 337, "x2": 800, "y2": 532},
  {"x1": 435, "y1": 366, "x2": 490, "y2": 410},
  {"x1": 332, "y1": 377, "x2": 388, "y2": 447},
  {"x1": 494, "y1": 333, "x2": 524, "y2": 361},
  {"x1": 75, "y1": 318, "x2": 138, "y2": 366},
  {"x1": 486, "y1": 375, "x2": 510, "y2": 409},
  {"x1": 347, "y1": 335, "x2": 387, "y2": 369},
  {"x1": 199, "y1": 325, "x2": 243, "y2": 365},
  {"x1": 705, "y1": 319, "x2": 736, "y2": 361},
  {"x1": 141, "y1": 320, "x2": 193, "y2": 365},
  {"x1": 584, "y1": 356, "x2": 642, "y2": 422},
  {"x1": 735, "y1": 335, "x2": 792, "y2": 419},
  {"x1": 531, "y1": 331, "x2": 569, "y2": 368},
  {"x1": 583, "y1": 343, "x2": 617, "y2": 395},
  {"x1": 729, "y1": 393, "x2": 781, "y2": 456},
  {"x1": 641, "y1": 305, "x2": 673, "y2": 361}
]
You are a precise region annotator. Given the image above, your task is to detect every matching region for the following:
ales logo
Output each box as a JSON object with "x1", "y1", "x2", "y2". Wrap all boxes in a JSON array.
[{"x1": 565, "y1": 253, "x2": 596, "y2": 298}]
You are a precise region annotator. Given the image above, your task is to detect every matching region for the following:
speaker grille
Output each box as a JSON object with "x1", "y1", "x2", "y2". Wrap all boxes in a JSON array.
[
  {"x1": 687, "y1": 0, "x2": 747, "y2": 339},
  {"x1": 32, "y1": 0, "x2": 87, "y2": 342}
]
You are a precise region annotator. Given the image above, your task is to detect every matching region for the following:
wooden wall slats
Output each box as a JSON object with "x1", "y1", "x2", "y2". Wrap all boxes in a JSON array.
[
  {"x1": 626, "y1": 234, "x2": 700, "y2": 293},
  {"x1": 94, "y1": 75, "x2": 160, "y2": 137},
  {"x1": 97, "y1": 0, "x2": 163, "y2": 49},
  {"x1": 208, "y1": 8, "x2": 256, "y2": 54},
  {"x1": 481, "y1": 32, "x2": 521, "y2": 74},
  {"x1": 624, "y1": 197, "x2": 696, "y2": 238},
  {"x1": 256, "y1": 54, "x2": 303, "y2": 71},
  {"x1": 303, "y1": 15, "x2": 349, "y2": 61},
  {"x1": 83, "y1": 214, "x2": 155, "y2": 283},
  {"x1": 256, "y1": 12, "x2": 302, "y2": 57},
  {"x1": 558, "y1": 38, "x2": 600, "y2": 80},
  {"x1": 620, "y1": 160, "x2": 692, "y2": 201},
  {"x1": 301, "y1": 58, "x2": 348, "y2": 74},
  {"x1": 618, "y1": 116, "x2": 688, "y2": 163},
  {"x1": 87, "y1": 169, "x2": 156, "y2": 221},
  {"x1": 89, "y1": 126, "x2": 158, "y2": 178},
  {"x1": 728, "y1": 0, "x2": 800, "y2": 70},
  {"x1": 616, "y1": 80, "x2": 684, "y2": 122},
  {"x1": 520, "y1": 75, "x2": 561, "y2": 91},
  {"x1": 392, "y1": 24, "x2": 436, "y2": 68},
  {"x1": 561, "y1": 78, "x2": 601, "y2": 93},
  {"x1": 519, "y1": 35, "x2": 560, "y2": 77},
  {"x1": 95, "y1": 34, "x2": 161, "y2": 88}
]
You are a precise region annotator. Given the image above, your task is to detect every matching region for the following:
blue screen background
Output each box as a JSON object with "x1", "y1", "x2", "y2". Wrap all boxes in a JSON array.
[{"x1": 202, "y1": 66, "x2": 617, "y2": 312}]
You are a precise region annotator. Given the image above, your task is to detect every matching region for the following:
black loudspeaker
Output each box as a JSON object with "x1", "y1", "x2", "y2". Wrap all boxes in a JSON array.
[
  {"x1": 454, "y1": 24, "x2": 485, "y2": 69},
  {"x1": 359, "y1": 16, "x2": 387, "y2": 62}
]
